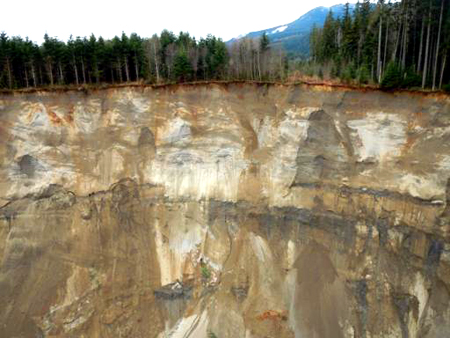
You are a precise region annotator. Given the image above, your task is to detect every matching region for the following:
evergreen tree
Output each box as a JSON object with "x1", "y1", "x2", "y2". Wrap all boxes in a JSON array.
[
  {"x1": 381, "y1": 61, "x2": 402, "y2": 88},
  {"x1": 0, "y1": 2, "x2": 449, "y2": 91},
  {"x1": 260, "y1": 32, "x2": 270, "y2": 52},
  {"x1": 321, "y1": 10, "x2": 338, "y2": 61},
  {"x1": 173, "y1": 50, "x2": 193, "y2": 82},
  {"x1": 307, "y1": 0, "x2": 449, "y2": 89}
]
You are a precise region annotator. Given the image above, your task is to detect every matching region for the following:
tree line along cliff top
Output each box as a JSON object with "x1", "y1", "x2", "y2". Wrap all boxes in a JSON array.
[{"x1": 0, "y1": 0, "x2": 449, "y2": 91}]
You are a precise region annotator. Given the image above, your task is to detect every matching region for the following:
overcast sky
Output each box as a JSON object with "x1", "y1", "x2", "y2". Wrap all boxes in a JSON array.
[{"x1": 3, "y1": 0, "x2": 354, "y2": 43}]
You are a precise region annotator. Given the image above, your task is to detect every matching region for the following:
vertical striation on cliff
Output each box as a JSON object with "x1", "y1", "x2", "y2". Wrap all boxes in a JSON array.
[{"x1": 0, "y1": 83, "x2": 449, "y2": 337}]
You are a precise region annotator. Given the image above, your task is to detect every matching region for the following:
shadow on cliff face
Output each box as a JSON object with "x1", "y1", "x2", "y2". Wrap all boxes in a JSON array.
[
  {"x1": 18, "y1": 154, "x2": 40, "y2": 178},
  {"x1": 110, "y1": 178, "x2": 142, "y2": 232},
  {"x1": 291, "y1": 242, "x2": 349, "y2": 338},
  {"x1": 294, "y1": 110, "x2": 351, "y2": 185},
  {"x1": 154, "y1": 281, "x2": 193, "y2": 330},
  {"x1": 138, "y1": 126, "x2": 155, "y2": 149}
]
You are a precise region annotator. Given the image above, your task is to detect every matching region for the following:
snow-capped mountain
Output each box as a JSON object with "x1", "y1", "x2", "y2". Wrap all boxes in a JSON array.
[{"x1": 227, "y1": 4, "x2": 354, "y2": 55}]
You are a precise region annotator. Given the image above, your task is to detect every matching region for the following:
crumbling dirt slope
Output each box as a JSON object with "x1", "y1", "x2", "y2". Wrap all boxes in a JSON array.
[{"x1": 0, "y1": 83, "x2": 449, "y2": 337}]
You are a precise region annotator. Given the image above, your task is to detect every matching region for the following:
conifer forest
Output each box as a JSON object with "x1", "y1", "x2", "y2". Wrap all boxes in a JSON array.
[
  {"x1": 1, "y1": 0, "x2": 449, "y2": 90},
  {"x1": 310, "y1": 0, "x2": 450, "y2": 89}
]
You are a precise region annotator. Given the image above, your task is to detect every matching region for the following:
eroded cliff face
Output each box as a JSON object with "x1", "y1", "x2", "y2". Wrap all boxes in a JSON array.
[{"x1": 0, "y1": 83, "x2": 449, "y2": 338}]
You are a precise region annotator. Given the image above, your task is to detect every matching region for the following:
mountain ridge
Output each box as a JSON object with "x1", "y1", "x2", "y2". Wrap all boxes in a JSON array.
[{"x1": 227, "y1": 4, "x2": 354, "y2": 56}]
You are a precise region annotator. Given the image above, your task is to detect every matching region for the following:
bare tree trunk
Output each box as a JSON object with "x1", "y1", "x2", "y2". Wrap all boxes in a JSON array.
[
  {"x1": 401, "y1": 8, "x2": 408, "y2": 70},
  {"x1": 81, "y1": 59, "x2": 86, "y2": 84},
  {"x1": 24, "y1": 66, "x2": 29, "y2": 88},
  {"x1": 255, "y1": 47, "x2": 258, "y2": 80},
  {"x1": 417, "y1": 15, "x2": 425, "y2": 72},
  {"x1": 58, "y1": 61, "x2": 64, "y2": 84},
  {"x1": 412, "y1": 4, "x2": 418, "y2": 66},
  {"x1": 46, "y1": 58, "x2": 54, "y2": 86},
  {"x1": 124, "y1": 56, "x2": 130, "y2": 82},
  {"x1": 94, "y1": 63, "x2": 99, "y2": 84},
  {"x1": 279, "y1": 49, "x2": 283, "y2": 80},
  {"x1": 38, "y1": 65, "x2": 43, "y2": 85},
  {"x1": 116, "y1": 58, "x2": 123, "y2": 82},
  {"x1": 191, "y1": 48, "x2": 199, "y2": 81},
  {"x1": 153, "y1": 40, "x2": 160, "y2": 83},
  {"x1": 257, "y1": 49, "x2": 262, "y2": 81},
  {"x1": 422, "y1": 0, "x2": 432, "y2": 89},
  {"x1": 253, "y1": 51, "x2": 257, "y2": 81},
  {"x1": 430, "y1": 34, "x2": 435, "y2": 81},
  {"x1": 234, "y1": 47, "x2": 240, "y2": 79},
  {"x1": 134, "y1": 52, "x2": 139, "y2": 81},
  {"x1": 31, "y1": 62, "x2": 37, "y2": 87},
  {"x1": 433, "y1": 0, "x2": 445, "y2": 90},
  {"x1": 6, "y1": 57, "x2": 13, "y2": 88},
  {"x1": 440, "y1": 51, "x2": 447, "y2": 89},
  {"x1": 248, "y1": 48, "x2": 252, "y2": 80},
  {"x1": 377, "y1": 10, "x2": 383, "y2": 82},
  {"x1": 383, "y1": 16, "x2": 389, "y2": 76},
  {"x1": 249, "y1": 47, "x2": 253, "y2": 80},
  {"x1": 249, "y1": 51, "x2": 253, "y2": 80},
  {"x1": 72, "y1": 55, "x2": 79, "y2": 85},
  {"x1": 204, "y1": 55, "x2": 207, "y2": 81},
  {"x1": 393, "y1": 21, "x2": 402, "y2": 62}
]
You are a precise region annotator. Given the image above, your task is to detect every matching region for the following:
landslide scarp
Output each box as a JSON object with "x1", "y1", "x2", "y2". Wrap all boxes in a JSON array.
[{"x1": 0, "y1": 83, "x2": 449, "y2": 337}]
